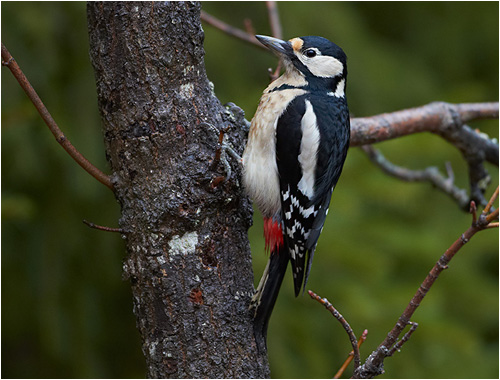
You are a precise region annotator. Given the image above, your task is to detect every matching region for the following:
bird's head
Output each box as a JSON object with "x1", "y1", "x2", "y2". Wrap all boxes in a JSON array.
[{"x1": 256, "y1": 35, "x2": 347, "y2": 88}]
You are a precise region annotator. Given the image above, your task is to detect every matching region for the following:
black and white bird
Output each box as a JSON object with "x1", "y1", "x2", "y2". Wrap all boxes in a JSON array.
[{"x1": 242, "y1": 35, "x2": 350, "y2": 350}]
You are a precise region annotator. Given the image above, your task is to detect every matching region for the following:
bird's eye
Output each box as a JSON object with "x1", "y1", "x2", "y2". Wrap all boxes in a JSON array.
[{"x1": 304, "y1": 49, "x2": 317, "y2": 58}]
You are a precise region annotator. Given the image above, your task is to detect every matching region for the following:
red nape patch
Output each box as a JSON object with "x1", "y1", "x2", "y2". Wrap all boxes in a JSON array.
[{"x1": 263, "y1": 218, "x2": 284, "y2": 254}]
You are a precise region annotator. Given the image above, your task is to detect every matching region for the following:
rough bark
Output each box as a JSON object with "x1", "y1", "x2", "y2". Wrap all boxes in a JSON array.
[{"x1": 87, "y1": 2, "x2": 269, "y2": 378}]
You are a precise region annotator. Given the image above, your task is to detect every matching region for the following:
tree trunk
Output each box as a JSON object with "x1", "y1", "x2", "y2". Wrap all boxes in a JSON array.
[{"x1": 87, "y1": 2, "x2": 269, "y2": 377}]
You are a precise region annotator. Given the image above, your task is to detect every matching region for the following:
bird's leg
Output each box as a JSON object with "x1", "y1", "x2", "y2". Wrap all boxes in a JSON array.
[{"x1": 202, "y1": 122, "x2": 242, "y2": 182}]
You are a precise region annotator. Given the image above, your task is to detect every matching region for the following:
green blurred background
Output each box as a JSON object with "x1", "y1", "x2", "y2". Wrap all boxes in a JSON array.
[{"x1": 2, "y1": 2, "x2": 498, "y2": 378}]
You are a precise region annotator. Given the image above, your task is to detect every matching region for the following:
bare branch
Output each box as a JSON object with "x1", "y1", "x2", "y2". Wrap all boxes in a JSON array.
[
  {"x1": 1, "y1": 43, "x2": 113, "y2": 190},
  {"x1": 351, "y1": 102, "x2": 499, "y2": 163},
  {"x1": 82, "y1": 220, "x2": 126, "y2": 233},
  {"x1": 353, "y1": 187, "x2": 499, "y2": 379},
  {"x1": 386, "y1": 322, "x2": 418, "y2": 357},
  {"x1": 200, "y1": 10, "x2": 262, "y2": 48},
  {"x1": 266, "y1": 1, "x2": 283, "y2": 40},
  {"x1": 482, "y1": 186, "x2": 499, "y2": 214},
  {"x1": 334, "y1": 329, "x2": 369, "y2": 379},
  {"x1": 243, "y1": 18, "x2": 255, "y2": 36},
  {"x1": 485, "y1": 207, "x2": 499, "y2": 224},
  {"x1": 353, "y1": 102, "x2": 498, "y2": 208},
  {"x1": 362, "y1": 145, "x2": 470, "y2": 208},
  {"x1": 201, "y1": 2, "x2": 284, "y2": 50},
  {"x1": 308, "y1": 290, "x2": 361, "y2": 371},
  {"x1": 470, "y1": 201, "x2": 478, "y2": 225},
  {"x1": 201, "y1": 4, "x2": 285, "y2": 82},
  {"x1": 267, "y1": 61, "x2": 282, "y2": 82}
]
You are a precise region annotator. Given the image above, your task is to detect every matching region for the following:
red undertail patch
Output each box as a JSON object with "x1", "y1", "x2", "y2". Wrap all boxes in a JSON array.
[{"x1": 263, "y1": 217, "x2": 284, "y2": 254}]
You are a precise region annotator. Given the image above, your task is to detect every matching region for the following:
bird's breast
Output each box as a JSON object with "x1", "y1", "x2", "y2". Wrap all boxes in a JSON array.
[{"x1": 243, "y1": 88, "x2": 307, "y2": 217}]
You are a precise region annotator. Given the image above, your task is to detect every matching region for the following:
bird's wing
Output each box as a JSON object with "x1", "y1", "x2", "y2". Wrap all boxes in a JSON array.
[{"x1": 276, "y1": 93, "x2": 350, "y2": 295}]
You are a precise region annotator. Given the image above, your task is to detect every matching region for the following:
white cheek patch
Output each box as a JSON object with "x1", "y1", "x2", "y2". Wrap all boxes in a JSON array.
[{"x1": 296, "y1": 53, "x2": 344, "y2": 78}]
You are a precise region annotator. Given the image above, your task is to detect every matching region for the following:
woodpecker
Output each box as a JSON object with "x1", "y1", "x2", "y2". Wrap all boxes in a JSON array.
[{"x1": 242, "y1": 35, "x2": 350, "y2": 350}]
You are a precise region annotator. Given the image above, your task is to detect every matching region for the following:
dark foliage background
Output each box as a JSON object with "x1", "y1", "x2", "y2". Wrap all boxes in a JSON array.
[{"x1": 2, "y1": 2, "x2": 498, "y2": 378}]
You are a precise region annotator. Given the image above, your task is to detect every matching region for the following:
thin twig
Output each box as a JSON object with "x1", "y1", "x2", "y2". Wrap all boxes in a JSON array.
[
  {"x1": 386, "y1": 322, "x2": 418, "y2": 357},
  {"x1": 334, "y1": 329, "x2": 368, "y2": 379},
  {"x1": 268, "y1": 61, "x2": 282, "y2": 82},
  {"x1": 82, "y1": 220, "x2": 125, "y2": 233},
  {"x1": 381, "y1": 191, "x2": 498, "y2": 344},
  {"x1": 354, "y1": 187, "x2": 499, "y2": 378},
  {"x1": 485, "y1": 207, "x2": 499, "y2": 224},
  {"x1": 362, "y1": 145, "x2": 470, "y2": 208},
  {"x1": 482, "y1": 186, "x2": 499, "y2": 214},
  {"x1": 470, "y1": 201, "x2": 478, "y2": 225},
  {"x1": 201, "y1": 4, "x2": 285, "y2": 83},
  {"x1": 266, "y1": 1, "x2": 282, "y2": 40},
  {"x1": 1, "y1": 43, "x2": 114, "y2": 190},
  {"x1": 200, "y1": 11, "x2": 262, "y2": 48},
  {"x1": 266, "y1": 1, "x2": 283, "y2": 82},
  {"x1": 308, "y1": 290, "x2": 361, "y2": 371},
  {"x1": 243, "y1": 18, "x2": 255, "y2": 36}
]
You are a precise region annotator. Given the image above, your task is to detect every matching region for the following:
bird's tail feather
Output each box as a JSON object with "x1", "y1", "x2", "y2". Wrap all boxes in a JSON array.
[{"x1": 251, "y1": 244, "x2": 289, "y2": 353}]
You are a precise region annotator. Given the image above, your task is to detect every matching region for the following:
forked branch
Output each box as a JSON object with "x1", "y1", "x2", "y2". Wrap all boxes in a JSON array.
[
  {"x1": 334, "y1": 329, "x2": 369, "y2": 379},
  {"x1": 362, "y1": 146, "x2": 470, "y2": 207},
  {"x1": 201, "y1": 2, "x2": 284, "y2": 81},
  {"x1": 308, "y1": 290, "x2": 362, "y2": 372},
  {"x1": 353, "y1": 187, "x2": 499, "y2": 379},
  {"x1": 201, "y1": 2, "x2": 284, "y2": 48},
  {"x1": 353, "y1": 101, "x2": 498, "y2": 208}
]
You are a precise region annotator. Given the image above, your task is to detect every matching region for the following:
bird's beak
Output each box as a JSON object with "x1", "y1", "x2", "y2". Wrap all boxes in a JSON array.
[{"x1": 256, "y1": 35, "x2": 292, "y2": 58}]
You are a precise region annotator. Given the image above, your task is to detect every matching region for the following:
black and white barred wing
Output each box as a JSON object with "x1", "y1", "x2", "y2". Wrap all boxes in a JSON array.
[{"x1": 276, "y1": 94, "x2": 350, "y2": 296}]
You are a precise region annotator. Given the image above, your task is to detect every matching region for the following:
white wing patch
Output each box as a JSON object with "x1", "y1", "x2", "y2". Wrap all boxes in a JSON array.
[
  {"x1": 328, "y1": 78, "x2": 345, "y2": 98},
  {"x1": 297, "y1": 100, "x2": 320, "y2": 199}
]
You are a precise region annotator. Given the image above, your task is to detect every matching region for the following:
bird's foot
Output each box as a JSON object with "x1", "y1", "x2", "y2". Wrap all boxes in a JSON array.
[{"x1": 202, "y1": 122, "x2": 242, "y2": 183}]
